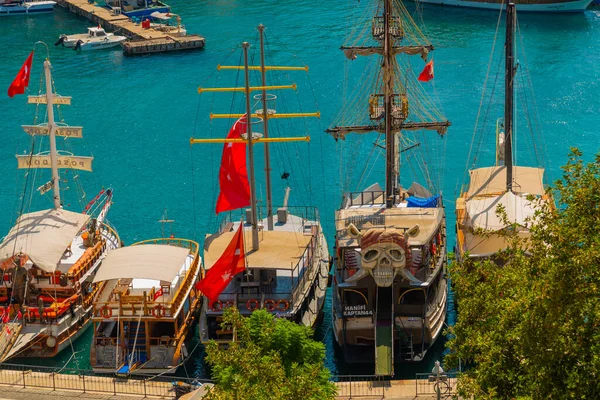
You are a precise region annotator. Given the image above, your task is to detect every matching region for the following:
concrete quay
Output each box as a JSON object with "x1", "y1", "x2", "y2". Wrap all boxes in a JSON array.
[{"x1": 55, "y1": 0, "x2": 205, "y2": 55}]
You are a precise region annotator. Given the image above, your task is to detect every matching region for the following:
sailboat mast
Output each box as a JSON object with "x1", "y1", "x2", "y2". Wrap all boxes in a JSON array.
[
  {"x1": 504, "y1": 3, "x2": 515, "y2": 192},
  {"x1": 258, "y1": 24, "x2": 274, "y2": 231},
  {"x1": 384, "y1": 0, "x2": 396, "y2": 208},
  {"x1": 242, "y1": 42, "x2": 259, "y2": 251},
  {"x1": 43, "y1": 60, "x2": 61, "y2": 209}
]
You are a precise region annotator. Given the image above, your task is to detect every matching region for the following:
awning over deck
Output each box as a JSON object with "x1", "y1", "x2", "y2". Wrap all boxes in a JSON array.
[
  {"x1": 0, "y1": 209, "x2": 90, "y2": 273},
  {"x1": 466, "y1": 191, "x2": 538, "y2": 230},
  {"x1": 466, "y1": 166, "x2": 545, "y2": 198},
  {"x1": 93, "y1": 244, "x2": 190, "y2": 283}
]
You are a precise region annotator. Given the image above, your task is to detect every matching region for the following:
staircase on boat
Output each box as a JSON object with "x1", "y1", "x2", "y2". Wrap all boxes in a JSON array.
[{"x1": 375, "y1": 287, "x2": 394, "y2": 376}]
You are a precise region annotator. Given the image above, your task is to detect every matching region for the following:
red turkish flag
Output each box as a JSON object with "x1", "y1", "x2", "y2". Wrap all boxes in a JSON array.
[
  {"x1": 8, "y1": 52, "x2": 34, "y2": 98},
  {"x1": 153, "y1": 287, "x2": 163, "y2": 301},
  {"x1": 2, "y1": 313, "x2": 9, "y2": 324},
  {"x1": 215, "y1": 117, "x2": 251, "y2": 214},
  {"x1": 16, "y1": 310, "x2": 22, "y2": 320},
  {"x1": 418, "y1": 59, "x2": 434, "y2": 82},
  {"x1": 195, "y1": 223, "x2": 245, "y2": 303}
]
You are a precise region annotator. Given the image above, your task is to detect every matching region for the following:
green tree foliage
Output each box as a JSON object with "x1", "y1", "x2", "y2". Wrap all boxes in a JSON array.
[
  {"x1": 203, "y1": 308, "x2": 337, "y2": 400},
  {"x1": 447, "y1": 149, "x2": 600, "y2": 399}
]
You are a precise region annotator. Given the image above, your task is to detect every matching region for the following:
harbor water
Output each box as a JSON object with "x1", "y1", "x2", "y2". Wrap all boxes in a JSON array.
[{"x1": 1, "y1": 0, "x2": 599, "y2": 379}]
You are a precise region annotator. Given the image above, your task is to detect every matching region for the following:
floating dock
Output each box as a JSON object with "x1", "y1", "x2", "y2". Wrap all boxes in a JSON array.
[{"x1": 55, "y1": 0, "x2": 205, "y2": 55}]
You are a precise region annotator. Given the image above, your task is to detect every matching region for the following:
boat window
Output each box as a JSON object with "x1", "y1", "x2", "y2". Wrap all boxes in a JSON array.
[
  {"x1": 96, "y1": 31, "x2": 106, "y2": 37},
  {"x1": 398, "y1": 289, "x2": 425, "y2": 305},
  {"x1": 343, "y1": 288, "x2": 369, "y2": 307}
]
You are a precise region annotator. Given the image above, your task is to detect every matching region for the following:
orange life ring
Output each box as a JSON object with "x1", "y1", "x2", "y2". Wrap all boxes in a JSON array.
[
  {"x1": 264, "y1": 299, "x2": 276, "y2": 312},
  {"x1": 74, "y1": 281, "x2": 82, "y2": 293},
  {"x1": 211, "y1": 300, "x2": 222, "y2": 312},
  {"x1": 100, "y1": 305, "x2": 112, "y2": 319},
  {"x1": 152, "y1": 304, "x2": 166, "y2": 319},
  {"x1": 276, "y1": 299, "x2": 289, "y2": 312},
  {"x1": 246, "y1": 299, "x2": 259, "y2": 312}
]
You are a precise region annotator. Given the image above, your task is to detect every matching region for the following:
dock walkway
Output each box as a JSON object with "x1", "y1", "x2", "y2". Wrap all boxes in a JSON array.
[{"x1": 55, "y1": 0, "x2": 205, "y2": 55}]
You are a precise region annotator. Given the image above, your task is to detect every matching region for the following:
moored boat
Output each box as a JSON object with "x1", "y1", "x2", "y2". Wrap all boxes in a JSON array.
[
  {"x1": 0, "y1": 0, "x2": 55, "y2": 16},
  {"x1": 104, "y1": 0, "x2": 169, "y2": 19},
  {"x1": 56, "y1": 26, "x2": 127, "y2": 51},
  {"x1": 413, "y1": 0, "x2": 592, "y2": 13},
  {"x1": 327, "y1": 0, "x2": 451, "y2": 375},
  {"x1": 192, "y1": 25, "x2": 330, "y2": 344},
  {"x1": 90, "y1": 237, "x2": 203, "y2": 375},
  {"x1": 0, "y1": 57, "x2": 120, "y2": 361},
  {"x1": 455, "y1": 3, "x2": 552, "y2": 263}
]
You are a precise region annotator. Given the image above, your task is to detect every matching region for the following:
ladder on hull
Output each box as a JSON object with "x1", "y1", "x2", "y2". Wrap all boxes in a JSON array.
[{"x1": 374, "y1": 287, "x2": 394, "y2": 376}]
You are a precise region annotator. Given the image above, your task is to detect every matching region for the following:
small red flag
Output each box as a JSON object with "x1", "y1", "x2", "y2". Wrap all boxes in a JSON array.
[
  {"x1": 153, "y1": 287, "x2": 163, "y2": 301},
  {"x1": 5, "y1": 326, "x2": 10, "y2": 335},
  {"x1": 196, "y1": 223, "x2": 246, "y2": 303},
  {"x1": 2, "y1": 313, "x2": 9, "y2": 324},
  {"x1": 16, "y1": 310, "x2": 22, "y2": 320},
  {"x1": 8, "y1": 51, "x2": 34, "y2": 98},
  {"x1": 418, "y1": 60, "x2": 434, "y2": 82},
  {"x1": 215, "y1": 117, "x2": 251, "y2": 214}
]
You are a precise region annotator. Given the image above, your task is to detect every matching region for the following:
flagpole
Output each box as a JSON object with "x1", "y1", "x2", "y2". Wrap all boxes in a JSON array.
[
  {"x1": 258, "y1": 24, "x2": 274, "y2": 231},
  {"x1": 242, "y1": 42, "x2": 259, "y2": 252}
]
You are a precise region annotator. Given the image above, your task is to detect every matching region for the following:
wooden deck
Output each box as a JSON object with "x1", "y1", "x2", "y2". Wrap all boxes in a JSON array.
[{"x1": 55, "y1": 0, "x2": 205, "y2": 55}]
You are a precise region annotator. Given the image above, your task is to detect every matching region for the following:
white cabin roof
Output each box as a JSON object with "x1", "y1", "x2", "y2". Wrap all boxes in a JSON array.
[
  {"x1": 93, "y1": 244, "x2": 190, "y2": 283},
  {"x1": 0, "y1": 208, "x2": 90, "y2": 273}
]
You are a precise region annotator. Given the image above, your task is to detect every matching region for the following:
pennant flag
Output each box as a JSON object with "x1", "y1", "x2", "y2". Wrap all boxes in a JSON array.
[
  {"x1": 196, "y1": 223, "x2": 246, "y2": 303},
  {"x1": 418, "y1": 59, "x2": 434, "y2": 82},
  {"x1": 16, "y1": 310, "x2": 22, "y2": 320},
  {"x1": 8, "y1": 51, "x2": 34, "y2": 98},
  {"x1": 5, "y1": 326, "x2": 10, "y2": 335},
  {"x1": 2, "y1": 313, "x2": 9, "y2": 324},
  {"x1": 153, "y1": 287, "x2": 164, "y2": 301},
  {"x1": 215, "y1": 117, "x2": 251, "y2": 214}
]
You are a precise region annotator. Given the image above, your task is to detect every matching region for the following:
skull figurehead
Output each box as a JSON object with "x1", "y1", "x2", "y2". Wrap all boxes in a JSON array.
[{"x1": 345, "y1": 224, "x2": 421, "y2": 287}]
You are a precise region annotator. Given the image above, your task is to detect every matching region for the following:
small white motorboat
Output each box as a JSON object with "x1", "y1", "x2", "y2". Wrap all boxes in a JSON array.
[
  {"x1": 55, "y1": 26, "x2": 127, "y2": 51},
  {"x1": 0, "y1": 0, "x2": 56, "y2": 16}
]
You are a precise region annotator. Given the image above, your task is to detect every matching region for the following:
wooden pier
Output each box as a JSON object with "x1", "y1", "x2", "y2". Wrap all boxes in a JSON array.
[{"x1": 55, "y1": 0, "x2": 205, "y2": 55}]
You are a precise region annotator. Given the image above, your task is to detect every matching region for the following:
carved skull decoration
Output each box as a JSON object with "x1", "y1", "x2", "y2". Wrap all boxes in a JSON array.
[{"x1": 346, "y1": 224, "x2": 421, "y2": 287}]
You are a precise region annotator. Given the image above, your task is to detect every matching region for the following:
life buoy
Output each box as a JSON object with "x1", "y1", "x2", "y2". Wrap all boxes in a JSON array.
[
  {"x1": 100, "y1": 305, "x2": 112, "y2": 319},
  {"x1": 152, "y1": 304, "x2": 166, "y2": 319},
  {"x1": 276, "y1": 299, "x2": 290, "y2": 312},
  {"x1": 223, "y1": 301, "x2": 234, "y2": 309},
  {"x1": 246, "y1": 299, "x2": 259, "y2": 312},
  {"x1": 211, "y1": 300, "x2": 222, "y2": 312},
  {"x1": 74, "y1": 281, "x2": 82, "y2": 293},
  {"x1": 264, "y1": 299, "x2": 276, "y2": 312}
]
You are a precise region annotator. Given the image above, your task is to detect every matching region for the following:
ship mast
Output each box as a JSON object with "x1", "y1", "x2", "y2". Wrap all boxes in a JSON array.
[
  {"x1": 383, "y1": 0, "x2": 395, "y2": 208},
  {"x1": 504, "y1": 3, "x2": 515, "y2": 192},
  {"x1": 242, "y1": 42, "x2": 260, "y2": 251},
  {"x1": 43, "y1": 60, "x2": 62, "y2": 209}
]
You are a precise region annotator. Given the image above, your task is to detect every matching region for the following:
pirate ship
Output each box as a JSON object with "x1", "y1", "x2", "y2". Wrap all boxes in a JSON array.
[
  {"x1": 0, "y1": 56, "x2": 120, "y2": 361},
  {"x1": 327, "y1": 0, "x2": 451, "y2": 375},
  {"x1": 192, "y1": 25, "x2": 330, "y2": 343}
]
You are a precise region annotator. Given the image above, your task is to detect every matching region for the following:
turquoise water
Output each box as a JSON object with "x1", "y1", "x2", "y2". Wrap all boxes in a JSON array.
[{"x1": 1, "y1": 0, "x2": 600, "y2": 378}]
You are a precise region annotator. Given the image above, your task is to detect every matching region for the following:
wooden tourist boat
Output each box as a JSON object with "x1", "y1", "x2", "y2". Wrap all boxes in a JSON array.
[
  {"x1": 327, "y1": 0, "x2": 451, "y2": 375},
  {"x1": 0, "y1": 57, "x2": 120, "y2": 361},
  {"x1": 455, "y1": 3, "x2": 552, "y2": 263},
  {"x1": 192, "y1": 25, "x2": 330, "y2": 344},
  {"x1": 90, "y1": 238, "x2": 203, "y2": 375}
]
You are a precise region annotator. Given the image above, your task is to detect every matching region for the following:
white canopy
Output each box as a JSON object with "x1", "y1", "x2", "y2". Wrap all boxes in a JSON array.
[
  {"x1": 466, "y1": 166, "x2": 545, "y2": 198},
  {"x1": 0, "y1": 209, "x2": 90, "y2": 273},
  {"x1": 466, "y1": 191, "x2": 537, "y2": 231},
  {"x1": 150, "y1": 11, "x2": 172, "y2": 20},
  {"x1": 93, "y1": 244, "x2": 189, "y2": 283}
]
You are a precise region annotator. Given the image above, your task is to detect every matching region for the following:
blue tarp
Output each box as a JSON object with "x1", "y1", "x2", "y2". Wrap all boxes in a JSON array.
[{"x1": 406, "y1": 195, "x2": 439, "y2": 208}]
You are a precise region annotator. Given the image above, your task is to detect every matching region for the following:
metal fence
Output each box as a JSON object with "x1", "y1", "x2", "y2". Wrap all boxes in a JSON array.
[
  {"x1": 333, "y1": 375, "x2": 389, "y2": 399},
  {"x1": 415, "y1": 372, "x2": 458, "y2": 398},
  {"x1": 0, "y1": 362, "x2": 211, "y2": 398}
]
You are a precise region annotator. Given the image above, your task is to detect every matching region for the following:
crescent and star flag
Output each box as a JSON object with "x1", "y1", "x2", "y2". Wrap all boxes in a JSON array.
[
  {"x1": 195, "y1": 223, "x2": 246, "y2": 304},
  {"x1": 153, "y1": 287, "x2": 164, "y2": 301},
  {"x1": 215, "y1": 117, "x2": 251, "y2": 214},
  {"x1": 8, "y1": 51, "x2": 34, "y2": 98},
  {"x1": 418, "y1": 59, "x2": 434, "y2": 82}
]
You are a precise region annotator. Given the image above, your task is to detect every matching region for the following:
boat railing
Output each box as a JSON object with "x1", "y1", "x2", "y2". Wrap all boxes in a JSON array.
[
  {"x1": 217, "y1": 206, "x2": 321, "y2": 234},
  {"x1": 342, "y1": 190, "x2": 386, "y2": 208}
]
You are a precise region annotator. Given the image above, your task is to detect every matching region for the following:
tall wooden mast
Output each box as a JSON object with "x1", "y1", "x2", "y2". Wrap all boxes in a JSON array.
[
  {"x1": 504, "y1": 3, "x2": 515, "y2": 192},
  {"x1": 44, "y1": 60, "x2": 61, "y2": 209},
  {"x1": 383, "y1": 0, "x2": 395, "y2": 208}
]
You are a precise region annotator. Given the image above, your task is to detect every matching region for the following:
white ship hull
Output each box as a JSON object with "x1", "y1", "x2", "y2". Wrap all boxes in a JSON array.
[
  {"x1": 413, "y1": 0, "x2": 592, "y2": 12},
  {"x1": 0, "y1": 1, "x2": 55, "y2": 15}
]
